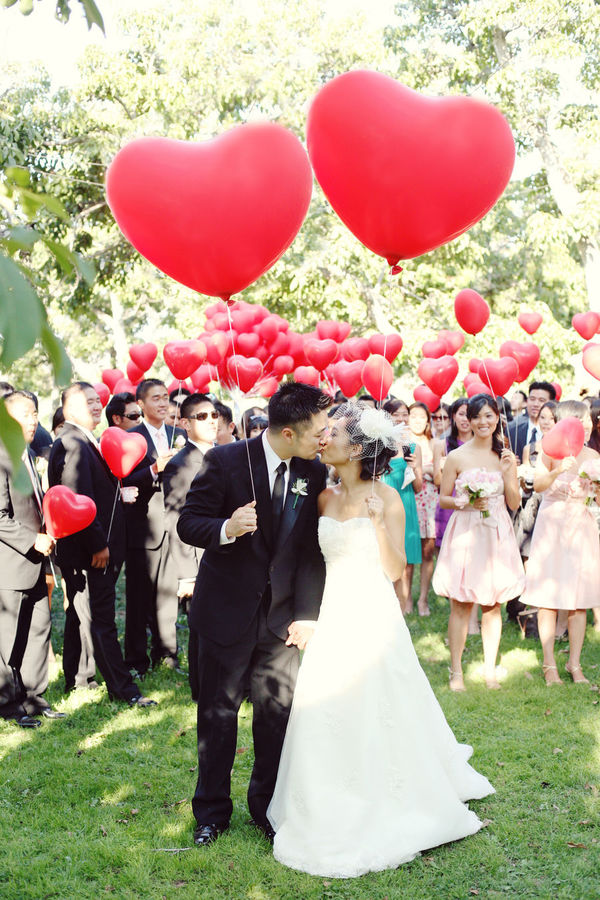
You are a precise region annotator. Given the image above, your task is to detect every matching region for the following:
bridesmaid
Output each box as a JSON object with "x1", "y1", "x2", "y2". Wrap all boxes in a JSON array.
[
  {"x1": 520, "y1": 401, "x2": 600, "y2": 684},
  {"x1": 433, "y1": 395, "x2": 525, "y2": 691},
  {"x1": 408, "y1": 402, "x2": 438, "y2": 616},
  {"x1": 383, "y1": 400, "x2": 423, "y2": 613}
]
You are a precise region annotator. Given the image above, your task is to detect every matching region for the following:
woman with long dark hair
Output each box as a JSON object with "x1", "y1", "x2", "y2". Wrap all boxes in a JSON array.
[
  {"x1": 408, "y1": 401, "x2": 438, "y2": 616},
  {"x1": 433, "y1": 395, "x2": 524, "y2": 691}
]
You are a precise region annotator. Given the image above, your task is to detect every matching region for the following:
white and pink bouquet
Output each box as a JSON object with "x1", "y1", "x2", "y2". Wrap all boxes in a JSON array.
[
  {"x1": 578, "y1": 459, "x2": 600, "y2": 506},
  {"x1": 455, "y1": 469, "x2": 499, "y2": 519}
]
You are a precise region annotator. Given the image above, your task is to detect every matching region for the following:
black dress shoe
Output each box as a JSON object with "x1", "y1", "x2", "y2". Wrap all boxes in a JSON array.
[
  {"x1": 41, "y1": 709, "x2": 66, "y2": 719},
  {"x1": 251, "y1": 820, "x2": 275, "y2": 843},
  {"x1": 128, "y1": 694, "x2": 157, "y2": 708},
  {"x1": 15, "y1": 715, "x2": 41, "y2": 728},
  {"x1": 193, "y1": 823, "x2": 228, "y2": 846}
]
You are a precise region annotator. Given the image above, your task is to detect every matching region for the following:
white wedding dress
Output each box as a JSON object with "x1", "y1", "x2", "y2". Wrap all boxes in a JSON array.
[{"x1": 267, "y1": 516, "x2": 494, "y2": 878}]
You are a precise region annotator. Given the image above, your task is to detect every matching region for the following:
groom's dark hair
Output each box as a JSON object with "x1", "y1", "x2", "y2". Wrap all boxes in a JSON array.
[{"x1": 268, "y1": 382, "x2": 331, "y2": 432}]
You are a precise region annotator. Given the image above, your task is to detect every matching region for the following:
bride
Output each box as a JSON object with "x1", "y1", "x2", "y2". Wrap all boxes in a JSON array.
[{"x1": 267, "y1": 404, "x2": 494, "y2": 878}]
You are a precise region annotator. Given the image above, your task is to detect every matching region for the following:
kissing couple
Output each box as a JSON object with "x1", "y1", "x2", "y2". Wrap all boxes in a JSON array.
[{"x1": 177, "y1": 382, "x2": 493, "y2": 878}]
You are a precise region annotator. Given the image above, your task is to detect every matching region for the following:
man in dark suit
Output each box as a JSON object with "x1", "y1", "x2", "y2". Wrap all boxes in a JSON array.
[
  {"x1": 178, "y1": 382, "x2": 331, "y2": 846},
  {"x1": 48, "y1": 382, "x2": 154, "y2": 706},
  {"x1": 507, "y1": 380, "x2": 556, "y2": 462},
  {"x1": 0, "y1": 390, "x2": 58, "y2": 727},
  {"x1": 163, "y1": 393, "x2": 219, "y2": 700},
  {"x1": 122, "y1": 378, "x2": 186, "y2": 676}
]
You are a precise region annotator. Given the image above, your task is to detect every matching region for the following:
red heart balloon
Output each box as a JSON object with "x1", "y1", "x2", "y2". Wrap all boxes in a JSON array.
[
  {"x1": 267, "y1": 332, "x2": 290, "y2": 357},
  {"x1": 583, "y1": 344, "x2": 600, "y2": 380},
  {"x1": 438, "y1": 330, "x2": 465, "y2": 355},
  {"x1": 466, "y1": 380, "x2": 493, "y2": 398},
  {"x1": 293, "y1": 365, "x2": 320, "y2": 387},
  {"x1": 270, "y1": 355, "x2": 295, "y2": 379},
  {"x1": 190, "y1": 364, "x2": 213, "y2": 392},
  {"x1": 333, "y1": 360, "x2": 364, "y2": 398},
  {"x1": 307, "y1": 71, "x2": 514, "y2": 264},
  {"x1": 462, "y1": 373, "x2": 480, "y2": 389},
  {"x1": 258, "y1": 316, "x2": 280, "y2": 345},
  {"x1": 518, "y1": 312, "x2": 543, "y2": 335},
  {"x1": 43, "y1": 485, "x2": 97, "y2": 539},
  {"x1": 413, "y1": 384, "x2": 441, "y2": 412},
  {"x1": 112, "y1": 377, "x2": 136, "y2": 395},
  {"x1": 541, "y1": 417, "x2": 585, "y2": 460},
  {"x1": 422, "y1": 339, "x2": 447, "y2": 359},
  {"x1": 230, "y1": 308, "x2": 255, "y2": 334},
  {"x1": 227, "y1": 356, "x2": 263, "y2": 394},
  {"x1": 129, "y1": 342, "x2": 157, "y2": 372},
  {"x1": 316, "y1": 320, "x2": 340, "y2": 341},
  {"x1": 100, "y1": 427, "x2": 148, "y2": 480},
  {"x1": 126, "y1": 359, "x2": 145, "y2": 385},
  {"x1": 499, "y1": 341, "x2": 540, "y2": 382},
  {"x1": 256, "y1": 376, "x2": 280, "y2": 398},
  {"x1": 551, "y1": 382, "x2": 562, "y2": 401},
  {"x1": 341, "y1": 337, "x2": 370, "y2": 362},
  {"x1": 477, "y1": 358, "x2": 519, "y2": 396},
  {"x1": 200, "y1": 332, "x2": 228, "y2": 366},
  {"x1": 572, "y1": 312, "x2": 600, "y2": 341},
  {"x1": 101, "y1": 369, "x2": 124, "y2": 393},
  {"x1": 468, "y1": 358, "x2": 482, "y2": 374},
  {"x1": 163, "y1": 340, "x2": 207, "y2": 380},
  {"x1": 167, "y1": 378, "x2": 192, "y2": 395},
  {"x1": 304, "y1": 339, "x2": 339, "y2": 371},
  {"x1": 417, "y1": 356, "x2": 459, "y2": 397},
  {"x1": 93, "y1": 383, "x2": 110, "y2": 408},
  {"x1": 368, "y1": 334, "x2": 403, "y2": 363},
  {"x1": 106, "y1": 124, "x2": 312, "y2": 300},
  {"x1": 362, "y1": 354, "x2": 393, "y2": 402},
  {"x1": 236, "y1": 332, "x2": 261, "y2": 357},
  {"x1": 337, "y1": 323, "x2": 352, "y2": 342},
  {"x1": 454, "y1": 289, "x2": 490, "y2": 335}
]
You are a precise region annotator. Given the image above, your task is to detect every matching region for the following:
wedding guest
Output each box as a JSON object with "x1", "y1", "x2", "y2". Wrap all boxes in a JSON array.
[
  {"x1": 163, "y1": 393, "x2": 218, "y2": 700},
  {"x1": 48, "y1": 382, "x2": 153, "y2": 705},
  {"x1": 408, "y1": 402, "x2": 438, "y2": 616},
  {"x1": 507, "y1": 381, "x2": 556, "y2": 462},
  {"x1": 357, "y1": 394, "x2": 376, "y2": 408},
  {"x1": 0, "y1": 381, "x2": 15, "y2": 397},
  {"x1": 122, "y1": 379, "x2": 185, "y2": 677},
  {"x1": 166, "y1": 401, "x2": 179, "y2": 428},
  {"x1": 588, "y1": 399, "x2": 600, "y2": 454},
  {"x1": 0, "y1": 390, "x2": 59, "y2": 727},
  {"x1": 521, "y1": 402, "x2": 558, "y2": 467},
  {"x1": 382, "y1": 400, "x2": 422, "y2": 613},
  {"x1": 248, "y1": 414, "x2": 269, "y2": 439},
  {"x1": 240, "y1": 406, "x2": 266, "y2": 439},
  {"x1": 520, "y1": 401, "x2": 600, "y2": 684},
  {"x1": 433, "y1": 395, "x2": 524, "y2": 691},
  {"x1": 511, "y1": 390, "x2": 527, "y2": 419},
  {"x1": 51, "y1": 406, "x2": 65, "y2": 436},
  {"x1": 431, "y1": 403, "x2": 451, "y2": 440},
  {"x1": 214, "y1": 400, "x2": 237, "y2": 444},
  {"x1": 105, "y1": 392, "x2": 141, "y2": 430}
]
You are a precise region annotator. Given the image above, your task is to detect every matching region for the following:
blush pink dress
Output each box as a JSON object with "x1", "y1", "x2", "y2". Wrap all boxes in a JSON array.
[
  {"x1": 432, "y1": 469, "x2": 525, "y2": 607},
  {"x1": 520, "y1": 469, "x2": 600, "y2": 611}
]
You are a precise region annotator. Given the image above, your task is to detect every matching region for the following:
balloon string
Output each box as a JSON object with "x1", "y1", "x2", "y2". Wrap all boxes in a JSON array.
[
  {"x1": 103, "y1": 481, "x2": 120, "y2": 576},
  {"x1": 371, "y1": 333, "x2": 389, "y2": 497},
  {"x1": 478, "y1": 360, "x2": 509, "y2": 451},
  {"x1": 169, "y1": 380, "x2": 182, "y2": 450},
  {"x1": 226, "y1": 305, "x2": 257, "y2": 506}
]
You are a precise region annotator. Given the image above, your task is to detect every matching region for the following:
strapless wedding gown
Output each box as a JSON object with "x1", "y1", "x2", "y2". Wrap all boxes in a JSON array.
[{"x1": 267, "y1": 516, "x2": 494, "y2": 878}]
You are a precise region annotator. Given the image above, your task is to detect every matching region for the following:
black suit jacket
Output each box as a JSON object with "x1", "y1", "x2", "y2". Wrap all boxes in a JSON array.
[
  {"x1": 507, "y1": 416, "x2": 533, "y2": 461},
  {"x1": 177, "y1": 436, "x2": 327, "y2": 646},
  {"x1": 122, "y1": 422, "x2": 186, "y2": 550},
  {"x1": 163, "y1": 442, "x2": 206, "y2": 581},
  {"x1": 48, "y1": 423, "x2": 125, "y2": 570},
  {"x1": 0, "y1": 448, "x2": 44, "y2": 590}
]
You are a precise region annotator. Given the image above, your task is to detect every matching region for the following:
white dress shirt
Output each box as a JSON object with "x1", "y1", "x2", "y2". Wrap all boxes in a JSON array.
[{"x1": 145, "y1": 421, "x2": 169, "y2": 455}]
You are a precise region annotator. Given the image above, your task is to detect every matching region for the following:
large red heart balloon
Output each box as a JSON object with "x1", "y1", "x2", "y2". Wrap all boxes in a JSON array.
[
  {"x1": 100, "y1": 427, "x2": 148, "y2": 480},
  {"x1": 583, "y1": 344, "x2": 600, "y2": 380},
  {"x1": 438, "y1": 330, "x2": 465, "y2": 355},
  {"x1": 93, "y1": 383, "x2": 110, "y2": 408},
  {"x1": 422, "y1": 339, "x2": 447, "y2": 359},
  {"x1": 102, "y1": 369, "x2": 124, "y2": 393},
  {"x1": 518, "y1": 312, "x2": 543, "y2": 335},
  {"x1": 129, "y1": 342, "x2": 157, "y2": 372},
  {"x1": 413, "y1": 384, "x2": 441, "y2": 412},
  {"x1": 541, "y1": 417, "x2": 585, "y2": 460},
  {"x1": 477, "y1": 358, "x2": 519, "y2": 397},
  {"x1": 227, "y1": 356, "x2": 263, "y2": 394},
  {"x1": 43, "y1": 485, "x2": 97, "y2": 539},
  {"x1": 333, "y1": 360, "x2": 364, "y2": 398},
  {"x1": 341, "y1": 337, "x2": 370, "y2": 362},
  {"x1": 106, "y1": 124, "x2": 312, "y2": 300},
  {"x1": 362, "y1": 354, "x2": 393, "y2": 402},
  {"x1": 368, "y1": 334, "x2": 403, "y2": 363},
  {"x1": 307, "y1": 71, "x2": 515, "y2": 263},
  {"x1": 417, "y1": 356, "x2": 459, "y2": 397},
  {"x1": 305, "y1": 339, "x2": 339, "y2": 371},
  {"x1": 572, "y1": 312, "x2": 600, "y2": 340},
  {"x1": 454, "y1": 289, "x2": 490, "y2": 335},
  {"x1": 163, "y1": 340, "x2": 207, "y2": 380}
]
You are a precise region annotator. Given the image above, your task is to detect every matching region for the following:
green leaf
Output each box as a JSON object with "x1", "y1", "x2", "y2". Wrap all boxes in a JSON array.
[
  {"x1": 73, "y1": 251, "x2": 96, "y2": 286},
  {"x1": 42, "y1": 237, "x2": 76, "y2": 277},
  {"x1": 5, "y1": 166, "x2": 30, "y2": 187},
  {"x1": 0, "y1": 400, "x2": 29, "y2": 495},
  {"x1": 78, "y1": 0, "x2": 104, "y2": 33},
  {"x1": 0, "y1": 226, "x2": 42, "y2": 254},
  {"x1": 19, "y1": 0, "x2": 34, "y2": 14},
  {"x1": 16, "y1": 187, "x2": 69, "y2": 223},
  {"x1": 0, "y1": 1, "x2": 19, "y2": 9},
  {"x1": 40, "y1": 321, "x2": 72, "y2": 385},
  {"x1": 0, "y1": 252, "x2": 44, "y2": 366}
]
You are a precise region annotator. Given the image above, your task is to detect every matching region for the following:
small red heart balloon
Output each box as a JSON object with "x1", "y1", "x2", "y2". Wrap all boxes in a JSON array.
[
  {"x1": 361, "y1": 354, "x2": 394, "y2": 402},
  {"x1": 293, "y1": 365, "x2": 320, "y2": 387},
  {"x1": 112, "y1": 377, "x2": 136, "y2": 395},
  {"x1": 478, "y1": 358, "x2": 519, "y2": 397},
  {"x1": 256, "y1": 376, "x2": 280, "y2": 398},
  {"x1": 316, "y1": 320, "x2": 340, "y2": 341},
  {"x1": 466, "y1": 380, "x2": 493, "y2": 398},
  {"x1": 200, "y1": 332, "x2": 228, "y2": 366},
  {"x1": 304, "y1": 339, "x2": 339, "y2": 371},
  {"x1": 271, "y1": 355, "x2": 295, "y2": 379},
  {"x1": 100, "y1": 427, "x2": 148, "y2": 480},
  {"x1": 190, "y1": 364, "x2": 213, "y2": 392},
  {"x1": 583, "y1": 344, "x2": 600, "y2": 380},
  {"x1": 129, "y1": 342, "x2": 157, "y2": 372},
  {"x1": 258, "y1": 316, "x2": 280, "y2": 344},
  {"x1": 163, "y1": 340, "x2": 207, "y2": 380},
  {"x1": 337, "y1": 323, "x2": 352, "y2": 342},
  {"x1": 518, "y1": 312, "x2": 543, "y2": 335},
  {"x1": 541, "y1": 417, "x2": 585, "y2": 460},
  {"x1": 468, "y1": 358, "x2": 482, "y2": 374},
  {"x1": 368, "y1": 334, "x2": 403, "y2": 363},
  {"x1": 126, "y1": 360, "x2": 145, "y2": 385},
  {"x1": 43, "y1": 485, "x2": 97, "y2": 539},
  {"x1": 267, "y1": 332, "x2": 290, "y2": 357},
  {"x1": 572, "y1": 312, "x2": 600, "y2": 341},
  {"x1": 422, "y1": 339, "x2": 447, "y2": 359},
  {"x1": 413, "y1": 384, "x2": 441, "y2": 412},
  {"x1": 227, "y1": 356, "x2": 264, "y2": 394},
  {"x1": 101, "y1": 369, "x2": 125, "y2": 393},
  {"x1": 106, "y1": 123, "x2": 312, "y2": 300},
  {"x1": 551, "y1": 382, "x2": 562, "y2": 401},
  {"x1": 462, "y1": 373, "x2": 480, "y2": 389},
  {"x1": 454, "y1": 289, "x2": 490, "y2": 335},
  {"x1": 236, "y1": 332, "x2": 261, "y2": 357},
  {"x1": 499, "y1": 341, "x2": 540, "y2": 382},
  {"x1": 437, "y1": 330, "x2": 465, "y2": 355},
  {"x1": 333, "y1": 360, "x2": 364, "y2": 398},
  {"x1": 167, "y1": 378, "x2": 192, "y2": 395},
  {"x1": 93, "y1": 383, "x2": 110, "y2": 408},
  {"x1": 417, "y1": 355, "x2": 459, "y2": 397},
  {"x1": 341, "y1": 337, "x2": 370, "y2": 362}
]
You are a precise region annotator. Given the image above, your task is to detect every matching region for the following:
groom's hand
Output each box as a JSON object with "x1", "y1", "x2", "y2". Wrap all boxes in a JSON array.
[
  {"x1": 225, "y1": 501, "x2": 257, "y2": 538},
  {"x1": 286, "y1": 621, "x2": 315, "y2": 651}
]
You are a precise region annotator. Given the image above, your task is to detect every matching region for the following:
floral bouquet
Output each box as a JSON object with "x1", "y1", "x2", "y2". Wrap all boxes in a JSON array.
[
  {"x1": 455, "y1": 468, "x2": 498, "y2": 519},
  {"x1": 578, "y1": 459, "x2": 600, "y2": 506}
]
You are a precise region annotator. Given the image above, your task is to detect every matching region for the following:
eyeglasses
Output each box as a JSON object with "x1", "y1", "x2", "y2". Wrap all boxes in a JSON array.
[
  {"x1": 188, "y1": 411, "x2": 219, "y2": 421},
  {"x1": 432, "y1": 414, "x2": 449, "y2": 421},
  {"x1": 123, "y1": 412, "x2": 141, "y2": 421}
]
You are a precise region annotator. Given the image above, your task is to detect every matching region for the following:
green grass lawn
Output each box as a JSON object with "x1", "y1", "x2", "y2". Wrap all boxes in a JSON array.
[{"x1": 1, "y1": 582, "x2": 599, "y2": 900}]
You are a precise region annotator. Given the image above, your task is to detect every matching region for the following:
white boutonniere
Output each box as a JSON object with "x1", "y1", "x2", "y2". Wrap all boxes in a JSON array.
[
  {"x1": 291, "y1": 477, "x2": 308, "y2": 508},
  {"x1": 174, "y1": 435, "x2": 186, "y2": 450}
]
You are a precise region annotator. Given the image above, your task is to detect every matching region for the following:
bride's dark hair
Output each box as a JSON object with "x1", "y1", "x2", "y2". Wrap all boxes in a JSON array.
[
  {"x1": 466, "y1": 394, "x2": 504, "y2": 458},
  {"x1": 339, "y1": 406, "x2": 395, "y2": 480}
]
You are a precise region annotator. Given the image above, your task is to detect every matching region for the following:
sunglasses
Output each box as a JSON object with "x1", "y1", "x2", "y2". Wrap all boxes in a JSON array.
[
  {"x1": 188, "y1": 411, "x2": 219, "y2": 421},
  {"x1": 123, "y1": 412, "x2": 141, "y2": 421},
  {"x1": 432, "y1": 414, "x2": 449, "y2": 421}
]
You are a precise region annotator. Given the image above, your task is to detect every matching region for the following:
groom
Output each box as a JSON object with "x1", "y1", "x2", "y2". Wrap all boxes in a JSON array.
[{"x1": 177, "y1": 382, "x2": 331, "y2": 845}]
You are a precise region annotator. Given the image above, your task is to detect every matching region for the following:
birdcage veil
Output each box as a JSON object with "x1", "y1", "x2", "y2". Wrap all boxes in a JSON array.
[{"x1": 332, "y1": 403, "x2": 412, "y2": 461}]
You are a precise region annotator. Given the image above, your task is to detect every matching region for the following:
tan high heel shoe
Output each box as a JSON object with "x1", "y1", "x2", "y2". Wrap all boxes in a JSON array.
[
  {"x1": 565, "y1": 663, "x2": 589, "y2": 684},
  {"x1": 542, "y1": 664, "x2": 563, "y2": 686},
  {"x1": 448, "y1": 668, "x2": 466, "y2": 692}
]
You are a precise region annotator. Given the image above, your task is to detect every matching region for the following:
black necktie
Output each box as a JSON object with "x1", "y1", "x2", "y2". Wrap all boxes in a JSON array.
[{"x1": 272, "y1": 461, "x2": 287, "y2": 535}]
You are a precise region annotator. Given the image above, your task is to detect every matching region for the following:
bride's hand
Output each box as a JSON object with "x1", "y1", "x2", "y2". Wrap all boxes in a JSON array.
[{"x1": 366, "y1": 495, "x2": 385, "y2": 526}]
